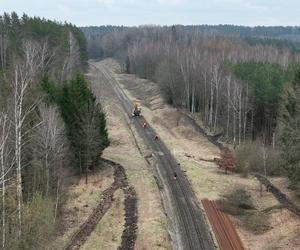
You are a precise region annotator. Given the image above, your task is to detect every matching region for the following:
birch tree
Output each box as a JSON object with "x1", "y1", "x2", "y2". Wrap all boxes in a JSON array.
[
  {"x1": 61, "y1": 31, "x2": 81, "y2": 81},
  {"x1": 226, "y1": 75, "x2": 232, "y2": 139},
  {"x1": 0, "y1": 112, "x2": 13, "y2": 249},
  {"x1": 11, "y1": 40, "x2": 48, "y2": 237},
  {"x1": 33, "y1": 105, "x2": 68, "y2": 196}
]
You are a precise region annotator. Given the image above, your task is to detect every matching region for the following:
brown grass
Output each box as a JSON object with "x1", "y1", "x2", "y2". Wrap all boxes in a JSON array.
[
  {"x1": 81, "y1": 189, "x2": 124, "y2": 250},
  {"x1": 51, "y1": 166, "x2": 114, "y2": 249}
]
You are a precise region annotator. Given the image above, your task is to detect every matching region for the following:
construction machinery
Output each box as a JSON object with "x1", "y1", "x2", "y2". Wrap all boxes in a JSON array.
[{"x1": 132, "y1": 102, "x2": 142, "y2": 117}]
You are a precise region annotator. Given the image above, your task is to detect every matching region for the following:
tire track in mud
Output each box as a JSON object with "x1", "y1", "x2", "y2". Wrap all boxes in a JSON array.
[{"x1": 65, "y1": 159, "x2": 137, "y2": 250}]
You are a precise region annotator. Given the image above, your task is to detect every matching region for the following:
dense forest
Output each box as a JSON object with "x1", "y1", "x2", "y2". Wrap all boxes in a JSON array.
[
  {"x1": 82, "y1": 25, "x2": 300, "y2": 192},
  {"x1": 82, "y1": 25, "x2": 300, "y2": 40},
  {"x1": 0, "y1": 12, "x2": 108, "y2": 249},
  {"x1": 82, "y1": 25, "x2": 300, "y2": 55},
  {"x1": 1, "y1": 14, "x2": 300, "y2": 248}
]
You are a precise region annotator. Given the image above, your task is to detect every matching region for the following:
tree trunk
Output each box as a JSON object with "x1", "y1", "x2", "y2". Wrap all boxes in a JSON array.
[
  {"x1": 54, "y1": 178, "x2": 60, "y2": 223},
  {"x1": 262, "y1": 142, "x2": 267, "y2": 176},
  {"x1": 238, "y1": 88, "x2": 242, "y2": 145},
  {"x1": 0, "y1": 114, "x2": 9, "y2": 249},
  {"x1": 226, "y1": 76, "x2": 231, "y2": 139},
  {"x1": 209, "y1": 78, "x2": 214, "y2": 128},
  {"x1": 243, "y1": 83, "x2": 249, "y2": 142},
  {"x1": 45, "y1": 152, "x2": 49, "y2": 196},
  {"x1": 233, "y1": 86, "x2": 237, "y2": 145},
  {"x1": 14, "y1": 70, "x2": 23, "y2": 237},
  {"x1": 214, "y1": 78, "x2": 219, "y2": 132}
]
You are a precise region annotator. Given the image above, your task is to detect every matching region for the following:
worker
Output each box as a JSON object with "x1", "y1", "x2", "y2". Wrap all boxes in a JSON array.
[
  {"x1": 173, "y1": 172, "x2": 177, "y2": 180},
  {"x1": 154, "y1": 134, "x2": 159, "y2": 140},
  {"x1": 143, "y1": 122, "x2": 147, "y2": 128}
]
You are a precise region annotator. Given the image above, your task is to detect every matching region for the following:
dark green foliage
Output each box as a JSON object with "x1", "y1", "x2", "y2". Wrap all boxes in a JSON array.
[
  {"x1": 40, "y1": 76, "x2": 61, "y2": 103},
  {"x1": 42, "y1": 74, "x2": 109, "y2": 173},
  {"x1": 233, "y1": 62, "x2": 286, "y2": 105},
  {"x1": 68, "y1": 24, "x2": 88, "y2": 67},
  {"x1": 233, "y1": 62, "x2": 288, "y2": 139},
  {"x1": 0, "y1": 12, "x2": 88, "y2": 71},
  {"x1": 279, "y1": 69, "x2": 300, "y2": 188}
]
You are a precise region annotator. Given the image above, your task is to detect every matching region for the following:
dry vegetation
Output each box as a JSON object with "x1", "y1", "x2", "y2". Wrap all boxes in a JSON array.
[
  {"x1": 51, "y1": 166, "x2": 114, "y2": 249},
  {"x1": 103, "y1": 58, "x2": 300, "y2": 250},
  {"x1": 81, "y1": 189, "x2": 124, "y2": 250}
]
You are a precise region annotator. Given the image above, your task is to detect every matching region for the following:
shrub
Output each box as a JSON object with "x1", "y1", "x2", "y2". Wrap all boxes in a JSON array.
[
  {"x1": 235, "y1": 142, "x2": 262, "y2": 176},
  {"x1": 19, "y1": 193, "x2": 56, "y2": 250},
  {"x1": 221, "y1": 186, "x2": 255, "y2": 215},
  {"x1": 235, "y1": 141, "x2": 284, "y2": 176},
  {"x1": 221, "y1": 187, "x2": 272, "y2": 235}
]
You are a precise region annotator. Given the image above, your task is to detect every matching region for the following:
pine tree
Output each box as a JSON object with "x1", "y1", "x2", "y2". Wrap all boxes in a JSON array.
[
  {"x1": 42, "y1": 74, "x2": 109, "y2": 174},
  {"x1": 279, "y1": 68, "x2": 300, "y2": 188}
]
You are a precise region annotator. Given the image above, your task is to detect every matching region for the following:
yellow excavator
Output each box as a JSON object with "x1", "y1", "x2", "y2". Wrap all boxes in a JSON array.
[{"x1": 132, "y1": 102, "x2": 142, "y2": 117}]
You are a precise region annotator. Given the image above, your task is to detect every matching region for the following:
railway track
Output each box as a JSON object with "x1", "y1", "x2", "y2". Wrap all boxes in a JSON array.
[
  {"x1": 91, "y1": 62, "x2": 215, "y2": 250},
  {"x1": 202, "y1": 199, "x2": 244, "y2": 250}
]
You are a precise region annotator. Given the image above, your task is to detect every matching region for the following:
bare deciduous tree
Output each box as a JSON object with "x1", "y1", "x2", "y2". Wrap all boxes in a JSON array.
[
  {"x1": 61, "y1": 31, "x2": 81, "y2": 81},
  {"x1": 34, "y1": 105, "x2": 68, "y2": 196},
  {"x1": 11, "y1": 40, "x2": 49, "y2": 237},
  {"x1": 0, "y1": 112, "x2": 13, "y2": 249}
]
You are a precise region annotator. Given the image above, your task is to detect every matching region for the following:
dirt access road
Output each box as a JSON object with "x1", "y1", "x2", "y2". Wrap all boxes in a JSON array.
[{"x1": 90, "y1": 62, "x2": 214, "y2": 250}]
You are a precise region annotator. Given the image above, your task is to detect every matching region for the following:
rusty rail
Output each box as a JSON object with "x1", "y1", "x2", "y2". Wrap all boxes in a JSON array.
[{"x1": 202, "y1": 199, "x2": 244, "y2": 250}]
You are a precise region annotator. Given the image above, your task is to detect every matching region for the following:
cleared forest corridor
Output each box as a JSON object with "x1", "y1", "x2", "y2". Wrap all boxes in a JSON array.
[{"x1": 90, "y1": 61, "x2": 215, "y2": 250}]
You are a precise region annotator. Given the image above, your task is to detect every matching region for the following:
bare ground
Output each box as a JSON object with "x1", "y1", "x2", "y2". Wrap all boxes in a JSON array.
[{"x1": 101, "y1": 58, "x2": 300, "y2": 250}]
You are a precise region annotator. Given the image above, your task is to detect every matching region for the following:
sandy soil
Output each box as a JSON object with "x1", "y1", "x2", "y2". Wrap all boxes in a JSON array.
[
  {"x1": 100, "y1": 58, "x2": 300, "y2": 250},
  {"x1": 88, "y1": 62, "x2": 171, "y2": 250}
]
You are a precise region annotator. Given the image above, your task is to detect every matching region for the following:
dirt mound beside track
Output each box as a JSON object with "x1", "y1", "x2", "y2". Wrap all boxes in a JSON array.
[{"x1": 65, "y1": 159, "x2": 138, "y2": 250}]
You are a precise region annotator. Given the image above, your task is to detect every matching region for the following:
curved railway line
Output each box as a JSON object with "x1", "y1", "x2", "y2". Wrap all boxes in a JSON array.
[{"x1": 91, "y1": 62, "x2": 215, "y2": 250}]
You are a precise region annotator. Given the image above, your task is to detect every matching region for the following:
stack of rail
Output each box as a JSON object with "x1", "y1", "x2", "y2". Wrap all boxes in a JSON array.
[{"x1": 202, "y1": 199, "x2": 244, "y2": 250}]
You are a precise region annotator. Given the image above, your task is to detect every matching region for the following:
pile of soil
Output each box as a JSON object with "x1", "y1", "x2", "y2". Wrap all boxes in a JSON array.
[{"x1": 65, "y1": 159, "x2": 138, "y2": 250}]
